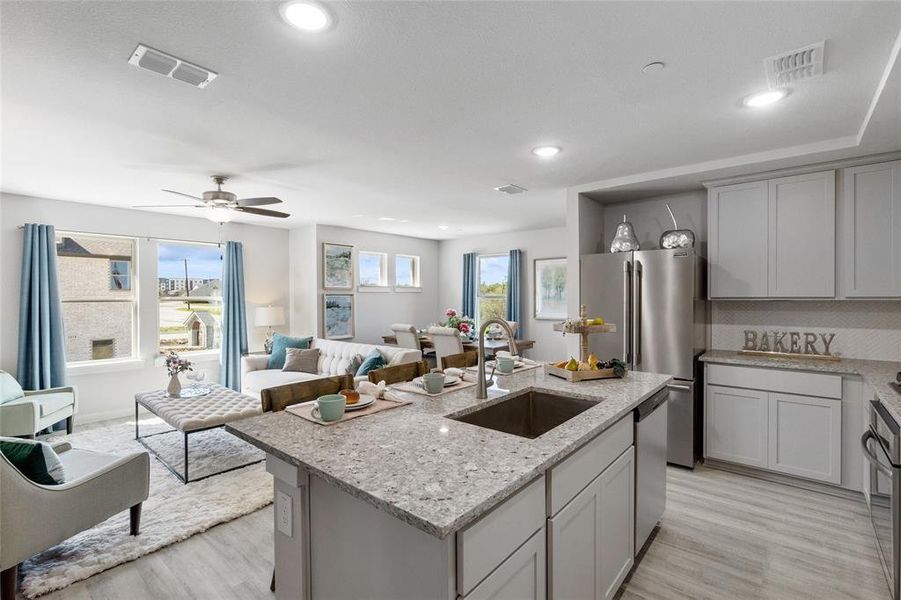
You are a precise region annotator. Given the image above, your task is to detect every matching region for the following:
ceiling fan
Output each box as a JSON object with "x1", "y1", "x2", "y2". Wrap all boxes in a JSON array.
[{"x1": 134, "y1": 175, "x2": 290, "y2": 221}]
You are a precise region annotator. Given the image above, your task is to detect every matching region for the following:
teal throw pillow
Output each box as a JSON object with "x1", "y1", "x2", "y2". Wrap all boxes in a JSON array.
[
  {"x1": 268, "y1": 334, "x2": 313, "y2": 370},
  {"x1": 355, "y1": 349, "x2": 386, "y2": 377},
  {"x1": 0, "y1": 437, "x2": 66, "y2": 485},
  {"x1": 0, "y1": 371, "x2": 25, "y2": 405}
]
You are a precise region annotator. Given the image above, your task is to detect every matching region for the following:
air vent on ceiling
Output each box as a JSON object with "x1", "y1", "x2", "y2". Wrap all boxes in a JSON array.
[
  {"x1": 765, "y1": 41, "x2": 825, "y2": 88},
  {"x1": 494, "y1": 184, "x2": 528, "y2": 195},
  {"x1": 128, "y1": 44, "x2": 218, "y2": 89}
]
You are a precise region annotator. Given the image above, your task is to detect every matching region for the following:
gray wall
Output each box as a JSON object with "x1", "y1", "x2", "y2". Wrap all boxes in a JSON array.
[{"x1": 601, "y1": 190, "x2": 707, "y2": 255}]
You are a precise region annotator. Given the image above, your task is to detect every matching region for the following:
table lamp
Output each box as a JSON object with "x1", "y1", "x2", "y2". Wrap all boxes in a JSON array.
[{"x1": 256, "y1": 306, "x2": 285, "y2": 354}]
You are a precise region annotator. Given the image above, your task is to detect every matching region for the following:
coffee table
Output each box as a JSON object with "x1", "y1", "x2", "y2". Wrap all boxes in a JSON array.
[{"x1": 135, "y1": 383, "x2": 263, "y2": 484}]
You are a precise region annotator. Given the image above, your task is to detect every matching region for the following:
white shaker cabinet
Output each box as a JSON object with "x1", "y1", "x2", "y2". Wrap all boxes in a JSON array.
[
  {"x1": 705, "y1": 384, "x2": 769, "y2": 468},
  {"x1": 708, "y1": 181, "x2": 769, "y2": 298},
  {"x1": 768, "y1": 392, "x2": 842, "y2": 484},
  {"x1": 463, "y1": 528, "x2": 546, "y2": 600},
  {"x1": 841, "y1": 160, "x2": 901, "y2": 297},
  {"x1": 768, "y1": 171, "x2": 835, "y2": 297},
  {"x1": 548, "y1": 447, "x2": 635, "y2": 600},
  {"x1": 707, "y1": 170, "x2": 835, "y2": 298}
]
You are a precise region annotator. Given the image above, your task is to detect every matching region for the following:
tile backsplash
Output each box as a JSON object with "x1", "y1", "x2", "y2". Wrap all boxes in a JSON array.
[{"x1": 711, "y1": 301, "x2": 901, "y2": 362}]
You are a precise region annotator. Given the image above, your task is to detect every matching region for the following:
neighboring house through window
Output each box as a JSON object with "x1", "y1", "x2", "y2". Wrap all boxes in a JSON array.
[
  {"x1": 56, "y1": 232, "x2": 137, "y2": 363},
  {"x1": 477, "y1": 254, "x2": 509, "y2": 325},
  {"x1": 158, "y1": 242, "x2": 223, "y2": 354}
]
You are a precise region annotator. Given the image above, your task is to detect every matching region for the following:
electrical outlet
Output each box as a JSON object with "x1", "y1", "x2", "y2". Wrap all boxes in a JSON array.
[{"x1": 276, "y1": 490, "x2": 293, "y2": 537}]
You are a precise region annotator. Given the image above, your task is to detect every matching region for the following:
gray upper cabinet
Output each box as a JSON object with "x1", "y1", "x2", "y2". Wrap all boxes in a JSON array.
[
  {"x1": 708, "y1": 170, "x2": 836, "y2": 298},
  {"x1": 768, "y1": 171, "x2": 835, "y2": 297},
  {"x1": 841, "y1": 160, "x2": 901, "y2": 297},
  {"x1": 708, "y1": 181, "x2": 769, "y2": 298}
]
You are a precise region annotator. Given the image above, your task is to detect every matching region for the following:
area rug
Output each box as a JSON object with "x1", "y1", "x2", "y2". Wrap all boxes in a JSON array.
[{"x1": 18, "y1": 416, "x2": 272, "y2": 598}]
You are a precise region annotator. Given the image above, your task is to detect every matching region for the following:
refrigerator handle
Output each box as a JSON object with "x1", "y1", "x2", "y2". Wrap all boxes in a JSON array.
[
  {"x1": 623, "y1": 260, "x2": 631, "y2": 364},
  {"x1": 633, "y1": 260, "x2": 642, "y2": 366}
]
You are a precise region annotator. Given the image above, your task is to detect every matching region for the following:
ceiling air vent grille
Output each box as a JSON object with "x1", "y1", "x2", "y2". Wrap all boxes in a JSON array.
[
  {"x1": 494, "y1": 184, "x2": 528, "y2": 195},
  {"x1": 765, "y1": 41, "x2": 825, "y2": 88},
  {"x1": 128, "y1": 44, "x2": 218, "y2": 89}
]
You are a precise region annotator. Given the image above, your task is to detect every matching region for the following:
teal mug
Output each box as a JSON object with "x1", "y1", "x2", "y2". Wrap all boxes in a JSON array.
[
  {"x1": 421, "y1": 372, "x2": 446, "y2": 394},
  {"x1": 312, "y1": 394, "x2": 346, "y2": 422},
  {"x1": 496, "y1": 356, "x2": 515, "y2": 374}
]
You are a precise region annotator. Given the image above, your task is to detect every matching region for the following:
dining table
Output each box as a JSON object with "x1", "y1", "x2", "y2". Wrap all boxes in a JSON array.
[{"x1": 381, "y1": 333, "x2": 535, "y2": 355}]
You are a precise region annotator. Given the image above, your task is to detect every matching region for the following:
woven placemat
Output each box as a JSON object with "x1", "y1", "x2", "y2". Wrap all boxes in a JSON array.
[{"x1": 286, "y1": 395, "x2": 411, "y2": 426}]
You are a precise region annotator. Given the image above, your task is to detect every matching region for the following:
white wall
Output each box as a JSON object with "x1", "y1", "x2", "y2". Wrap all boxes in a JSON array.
[
  {"x1": 289, "y1": 224, "x2": 318, "y2": 337},
  {"x1": 313, "y1": 225, "x2": 440, "y2": 345},
  {"x1": 0, "y1": 193, "x2": 290, "y2": 423},
  {"x1": 438, "y1": 226, "x2": 568, "y2": 362}
]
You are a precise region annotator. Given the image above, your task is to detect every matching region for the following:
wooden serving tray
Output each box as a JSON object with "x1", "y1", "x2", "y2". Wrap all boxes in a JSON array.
[{"x1": 545, "y1": 364, "x2": 622, "y2": 382}]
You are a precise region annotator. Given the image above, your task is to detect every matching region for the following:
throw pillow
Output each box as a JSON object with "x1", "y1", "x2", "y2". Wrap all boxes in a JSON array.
[
  {"x1": 283, "y1": 348, "x2": 320, "y2": 374},
  {"x1": 268, "y1": 334, "x2": 313, "y2": 370},
  {"x1": 346, "y1": 354, "x2": 364, "y2": 376},
  {"x1": 355, "y1": 349, "x2": 386, "y2": 377},
  {"x1": 0, "y1": 437, "x2": 66, "y2": 485},
  {"x1": 0, "y1": 371, "x2": 25, "y2": 405}
]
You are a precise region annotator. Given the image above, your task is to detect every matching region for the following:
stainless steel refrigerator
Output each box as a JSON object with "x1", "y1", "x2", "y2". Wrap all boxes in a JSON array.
[{"x1": 581, "y1": 248, "x2": 708, "y2": 468}]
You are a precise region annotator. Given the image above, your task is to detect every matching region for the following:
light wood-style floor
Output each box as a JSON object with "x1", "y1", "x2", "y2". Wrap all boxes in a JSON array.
[{"x1": 35, "y1": 465, "x2": 887, "y2": 600}]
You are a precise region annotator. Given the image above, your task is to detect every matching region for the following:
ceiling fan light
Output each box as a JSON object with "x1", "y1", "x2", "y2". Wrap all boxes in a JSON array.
[{"x1": 207, "y1": 206, "x2": 234, "y2": 223}]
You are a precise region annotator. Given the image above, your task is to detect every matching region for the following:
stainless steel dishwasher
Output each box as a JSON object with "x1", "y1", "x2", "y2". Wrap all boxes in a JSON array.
[{"x1": 634, "y1": 387, "x2": 669, "y2": 555}]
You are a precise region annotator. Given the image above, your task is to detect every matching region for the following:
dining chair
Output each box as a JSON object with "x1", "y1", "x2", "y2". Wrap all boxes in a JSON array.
[
  {"x1": 260, "y1": 374, "x2": 354, "y2": 412},
  {"x1": 441, "y1": 351, "x2": 478, "y2": 370},
  {"x1": 367, "y1": 360, "x2": 430, "y2": 385},
  {"x1": 491, "y1": 320, "x2": 517, "y2": 339},
  {"x1": 428, "y1": 326, "x2": 465, "y2": 369},
  {"x1": 390, "y1": 324, "x2": 421, "y2": 350}
]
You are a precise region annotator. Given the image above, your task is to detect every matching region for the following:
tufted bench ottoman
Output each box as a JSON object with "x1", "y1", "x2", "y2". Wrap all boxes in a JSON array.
[{"x1": 134, "y1": 384, "x2": 262, "y2": 483}]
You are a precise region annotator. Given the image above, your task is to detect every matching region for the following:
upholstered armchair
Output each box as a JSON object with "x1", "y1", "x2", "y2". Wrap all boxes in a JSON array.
[
  {"x1": 0, "y1": 371, "x2": 77, "y2": 438},
  {"x1": 0, "y1": 439, "x2": 150, "y2": 599}
]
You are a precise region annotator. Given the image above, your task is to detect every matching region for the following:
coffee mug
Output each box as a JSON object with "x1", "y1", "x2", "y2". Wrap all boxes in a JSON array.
[
  {"x1": 421, "y1": 372, "x2": 446, "y2": 394},
  {"x1": 312, "y1": 394, "x2": 346, "y2": 422},
  {"x1": 496, "y1": 356, "x2": 515, "y2": 374}
]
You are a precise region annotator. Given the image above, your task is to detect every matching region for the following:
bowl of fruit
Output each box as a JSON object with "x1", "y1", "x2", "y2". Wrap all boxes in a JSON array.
[{"x1": 546, "y1": 354, "x2": 626, "y2": 382}]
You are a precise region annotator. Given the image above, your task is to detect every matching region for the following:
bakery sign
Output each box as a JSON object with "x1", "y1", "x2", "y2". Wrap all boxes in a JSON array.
[{"x1": 741, "y1": 330, "x2": 837, "y2": 359}]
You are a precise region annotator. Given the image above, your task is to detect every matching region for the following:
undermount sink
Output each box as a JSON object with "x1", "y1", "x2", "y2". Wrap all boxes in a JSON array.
[{"x1": 449, "y1": 390, "x2": 599, "y2": 439}]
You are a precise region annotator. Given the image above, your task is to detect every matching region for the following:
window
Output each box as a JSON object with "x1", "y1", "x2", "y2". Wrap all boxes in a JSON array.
[
  {"x1": 56, "y1": 232, "x2": 137, "y2": 363},
  {"x1": 395, "y1": 254, "x2": 420, "y2": 288},
  {"x1": 358, "y1": 251, "x2": 387, "y2": 287},
  {"x1": 158, "y1": 243, "x2": 222, "y2": 354},
  {"x1": 109, "y1": 259, "x2": 130, "y2": 290},
  {"x1": 477, "y1": 254, "x2": 509, "y2": 325}
]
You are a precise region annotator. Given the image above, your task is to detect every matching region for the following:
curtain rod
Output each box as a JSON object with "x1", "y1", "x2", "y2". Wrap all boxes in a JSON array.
[{"x1": 17, "y1": 225, "x2": 224, "y2": 247}]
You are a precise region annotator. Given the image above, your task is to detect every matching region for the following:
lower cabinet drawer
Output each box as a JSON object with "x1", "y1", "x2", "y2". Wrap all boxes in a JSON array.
[
  {"x1": 457, "y1": 475, "x2": 545, "y2": 596},
  {"x1": 462, "y1": 527, "x2": 546, "y2": 600}
]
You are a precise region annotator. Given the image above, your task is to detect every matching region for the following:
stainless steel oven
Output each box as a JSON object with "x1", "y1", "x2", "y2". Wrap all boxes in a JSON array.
[{"x1": 862, "y1": 400, "x2": 901, "y2": 600}]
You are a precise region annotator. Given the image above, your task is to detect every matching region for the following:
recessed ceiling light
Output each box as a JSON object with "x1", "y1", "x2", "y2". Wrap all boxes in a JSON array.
[
  {"x1": 280, "y1": 1, "x2": 332, "y2": 32},
  {"x1": 743, "y1": 89, "x2": 788, "y2": 108},
  {"x1": 438, "y1": 224, "x2": 449, "y2": 230},
  {"x1": 531, "y1": 145, "x2": 561, "y2": 158},
  {"x1": 641, "y1": 61, "x2": 665, "y2": 74},
  {"x1": 399, "y1": 219, "x2": 410, "y2": 223},
  {"x1": 377, "y1": 216, "x2": 396, "y2": 221}
]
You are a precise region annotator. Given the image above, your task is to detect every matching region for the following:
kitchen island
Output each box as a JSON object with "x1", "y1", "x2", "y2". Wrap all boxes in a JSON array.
[{"x1": 227, "y1": 367, "x2": 671, "y2": 600}]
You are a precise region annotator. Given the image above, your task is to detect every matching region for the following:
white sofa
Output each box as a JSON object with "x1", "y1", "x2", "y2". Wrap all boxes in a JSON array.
[{"x1": 240, "y1": 338, "x2": 422, "y2": 399}]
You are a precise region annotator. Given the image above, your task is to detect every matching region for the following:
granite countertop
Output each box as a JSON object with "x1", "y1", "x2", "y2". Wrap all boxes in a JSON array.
[
  {"x1": 701, "y1": 349, "x2": 901, "y2": 423},
  {"x1": 226, "y1": 368, "x2": 670, "y2": 539}
]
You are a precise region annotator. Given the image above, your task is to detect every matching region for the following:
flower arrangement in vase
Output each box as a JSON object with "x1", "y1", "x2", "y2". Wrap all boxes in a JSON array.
[
  {"x1": 442, "y1": 308, "x2": 476, "y2": 340},
  {"x1": 165, "y1": 351, "x2": 193, "y2": 397}
]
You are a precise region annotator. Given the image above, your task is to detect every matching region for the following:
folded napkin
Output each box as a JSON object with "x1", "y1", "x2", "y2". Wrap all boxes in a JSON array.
[
  {"x1": 356, "y1": 380, "x2": 404, "y2": 402},
  {"x1": 444, "y1": 367, "x2": 478, "y2": 383}
]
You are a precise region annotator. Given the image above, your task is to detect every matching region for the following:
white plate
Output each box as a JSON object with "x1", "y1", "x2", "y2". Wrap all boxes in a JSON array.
[
  {"x1": 343, "y1": 394, "x2": 377, "y2": 411},
  {"x1": 443, "y1": 375, "x2": 461, "y2": 386}
]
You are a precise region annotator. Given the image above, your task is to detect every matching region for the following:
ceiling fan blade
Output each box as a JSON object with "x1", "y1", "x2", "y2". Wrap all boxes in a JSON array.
[
  {"x1": 238, "y1": 196, "x2": 282, "y2": 207},
  {"x1": 162, "y1": 189, "x2": 204, "y2": 201},
  {"x1": 234, "y1": 206, "x2": 291, "y2": 218},
  {"x1": 133, "y1": 204, "x2": 206, "y2": 208}
]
